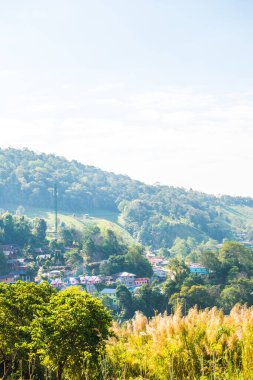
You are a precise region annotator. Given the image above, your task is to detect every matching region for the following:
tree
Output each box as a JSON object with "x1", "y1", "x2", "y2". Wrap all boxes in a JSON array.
[
  {"x1": 116, "y1": 284, "x2": 133, "y2": 319},
  {"x1": 59, "y1": 227, "x2": 74, "y2": 246},
  {"x1": 219, "y1": 278, "x2": 253, "y2": 313},
  {"x1": 125, "y1": 245, "x2": 153, "y2": 277},
  {"x1": 219, "y1": 241, "x2": 253, "y2": 271},
  {"x1": 162, "y1": 278, "x2": 179, "y2": 300},
  {"x1": 134, "y1": 284, "x2": 165, "y2": 317},
  {"x1": 169, "y1": 285, "x2": 213, "y2": 312},
  {"x1": 34, "y1": 218, "x2": 47, "y2": 243},
  {"x1": 100, "y1": 255, "x2": 126, "y2": 276},
  {"x1": 64, "y1": 248, "x2": 83, "y2": 271},
  {"x1": 0, "y1": 281, "x2": 55, "y2": 379},
  {"x1": 0, "y1": 250, "x2": 7, "y2": 275},
  {"x1": 100, "y1": 245, "x2": 153, "y2": 277},
  {"x1": 199, "y1": 250, "x2": 221, "y2": 272},
  {"x1": 170, "y1": 238, "x2": 190, "y2": 258},
  {"x1": 167, "y1": 258, "x2": 189, "y2": 283},
  {"x1": 2, "y1": 213, "x2": 14, "y2": 243},
  {"x1": 31, "y1": 287, "x2": 112, "y2": 380}
]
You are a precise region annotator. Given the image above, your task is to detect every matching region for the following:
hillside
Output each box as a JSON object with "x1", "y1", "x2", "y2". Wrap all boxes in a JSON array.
[
  {"x1": 24, "y1": 207, "x2": 135, "y2": 247},
  {"x1": 1, "y1": 147, "x2": 253, "y2": 249}
]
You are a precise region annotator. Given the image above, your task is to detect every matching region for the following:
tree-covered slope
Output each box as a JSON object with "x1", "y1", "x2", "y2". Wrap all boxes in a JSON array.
[{"x1": 1, "y1": 147, "x2": 253, "y2": 248}]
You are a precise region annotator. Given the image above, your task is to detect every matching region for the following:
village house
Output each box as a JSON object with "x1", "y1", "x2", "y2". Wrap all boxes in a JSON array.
[
  {"x1": 146, "y1": 256, "x2": 164, "y2": 266},
  {"x1": 134, "y1": 277, "x2": 149, "y2": 286},
  {"x1": 189, "y1": 263, "x2": 209, "y2": 275},
  {"x1": 114, "y1": 272, "x2": 136, "y2": 287},
  {"x1": 37, "y1": 254, "x2": 51, "y2": 260},
  {"x1": 49, "y1": 278, "x2": 65, "y2": 288},
  {"x1": 34, "y1": 247, "x2": 46, "y2": 255},
  {"x1": 0, "y1": 244, "x2": 21, "y2": 257},
  {"x1": 153, "y1": 267, "x2": 168, "y2": 279},
  {"x1": 79, "y1": 275, "x2": 103, "y2": 285},
  {"x1": 68, "y1": 277, "x2": 80, "y2": 285},
  {"x1": 0, "y1": 274, "x2": 15, "y2": 283},
  {"x1": 0, "y1": 245, "x2": 20, "y2": 270},
  {"x1": 99, "y1": 275, "x2": 114, "y2": 284},
  {"x1": 49, "y1": 270, "x2": 62, "y2": 277},
  {"x1": 12, "y1": 270, "x2": 31, "y2": 282},
  {"x1": 100, "y1": 288, "x2": 117, "y2": 303}
]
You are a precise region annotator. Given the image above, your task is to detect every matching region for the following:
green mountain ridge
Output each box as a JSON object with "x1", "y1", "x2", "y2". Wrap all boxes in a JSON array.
[{"x1": 1, "y1": 147, "x2": 253, "y2": 249}]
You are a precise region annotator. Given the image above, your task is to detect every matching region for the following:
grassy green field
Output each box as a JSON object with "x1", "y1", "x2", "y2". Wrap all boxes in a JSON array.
[
  {"x1": 219, "y1": 205, "x2": 253, "y2": 233},
  {"x1": 3, "y1": 202, "x2": 253, "y2": 247},
  {"x1": 22, "y1": 206, "x2": 134, "y2": 245}
]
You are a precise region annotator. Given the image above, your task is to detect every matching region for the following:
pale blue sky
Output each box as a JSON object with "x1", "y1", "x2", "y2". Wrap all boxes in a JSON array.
[{"x1": 1, "y1": 1, "x2": 253, "y2": 196}]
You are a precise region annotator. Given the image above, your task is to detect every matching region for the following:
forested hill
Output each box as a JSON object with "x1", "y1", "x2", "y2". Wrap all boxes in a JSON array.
[{"x1": 1, "y1": 147, "x2": 253, "y2": 248}]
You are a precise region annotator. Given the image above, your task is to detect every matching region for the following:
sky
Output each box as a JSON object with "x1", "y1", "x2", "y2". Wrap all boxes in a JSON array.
[{"x1": 1, "y1": 0, "x2": 253, "y2": 196}]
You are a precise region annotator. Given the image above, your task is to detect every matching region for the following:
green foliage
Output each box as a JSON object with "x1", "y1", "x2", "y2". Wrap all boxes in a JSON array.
[
  {"x1": 125, "y1": 246, "x2": 153, "y2": 277},
  {"x1": 0, "y1": 281, "x2": 55, "y2": 379},
  {"x1": 33, "y1": 218, "x2": 47, "y2": 243},
  {"x1": 116, "y1": 284, "x2": 133, "y2": 319},
  {"x1": 167, "y1": 258, "x2": 190, "y2": 283},
  {"x1": 219, "y1": 278, "x2": 253, "y2": 313},
  {"x1": 100, "y1": 245, "x2": 153, "y2": 277},
  {"x1": 170, "y1": 237, "x2": 191, "y2": 257},
  {"x1": 82, "y1": 225, "x2": 127, "y2": 263},
  {"x1": 134, "y1": 284, "x2": 165, "y2": 317},
  {"x1": 100, "y1": 255, "x2": 126, "y2": 276},
  {"x1": 1, "y1": 148, "x2": 253, "y2": 249},
  {"x1": 0, "y1": 249, "x2": 7, "y2": 275},
  {"x1": 162, "y1": 241, "x2": 253, "y2": 315},
  {"x1": 0, "y1": 283, "x2": 111, "y2": 379},
  {"x1": 169, "y1": 285, "x2": 214, "y2": 311},
  {"x1": 64, "y1": 248, "x2": 83, "y2": 270},
  {"x1": 219, "y1": 241, "x2": 253, "y2": 269},
  {"x1": 31, "y1": 287, "x2": 112, "y2": 379},
  {"x1": 0, "y1": 213, "x2": 33, "y2": 246},
  {"x1": 0, "y1": 213, "x2": 48, "y2": 249},
  {"x1": 59, "y1": 227, "x2": 75, "y2": 246}
]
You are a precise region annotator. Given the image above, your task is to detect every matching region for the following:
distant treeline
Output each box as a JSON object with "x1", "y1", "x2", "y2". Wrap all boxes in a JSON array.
[{"x1": 1, "y1": 147, "x2": 253, "y2": 248}]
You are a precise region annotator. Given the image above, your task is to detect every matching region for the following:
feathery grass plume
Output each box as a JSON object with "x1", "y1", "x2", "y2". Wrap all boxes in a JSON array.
[{"x1": 106, "y1": 305, "x2": 253, "y2": 379}]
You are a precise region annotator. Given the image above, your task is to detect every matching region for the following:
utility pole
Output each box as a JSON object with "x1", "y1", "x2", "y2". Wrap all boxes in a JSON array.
[{"x1": 54, "y1": 183, "x2": 58, "y2": 241}]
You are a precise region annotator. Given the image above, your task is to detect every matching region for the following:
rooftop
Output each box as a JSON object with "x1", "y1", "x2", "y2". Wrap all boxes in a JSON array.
[{"x1": 100, "y1": 288, "x2": 117, "y2": 294}]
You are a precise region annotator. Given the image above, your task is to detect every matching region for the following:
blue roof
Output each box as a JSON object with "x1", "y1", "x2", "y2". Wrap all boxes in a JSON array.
[{"x1": 100, "y1": 288, "x2": 117, "y2": 295}]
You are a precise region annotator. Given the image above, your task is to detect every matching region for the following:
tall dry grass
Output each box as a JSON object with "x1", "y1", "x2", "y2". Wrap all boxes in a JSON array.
[{"x1": 105, "y1": 305, "x2": 253, "y2": 380}]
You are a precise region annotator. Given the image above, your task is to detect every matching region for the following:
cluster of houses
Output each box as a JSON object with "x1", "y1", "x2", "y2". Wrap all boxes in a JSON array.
[
  {"x1": 146, "y1": 253, "x2": 209, "y2": 277},
  {"x1": 146, "y1": 253, "x2": 170, "y2": 279},
  {"x1": 35, "y1": 271, "x2": 151, "y2": 308},
  {"x1": 0, "y1": 244, "x2": 63, "y2": 283},
  {"x1": 0, "y1": 245, "x2": 31, "y2": 283},
  {"x1": 0, "y1": 243, "x2": 210, "y2": 308},
  {"x1": 39, "y1": 271, "x2": 150, "y2": 298},
  {"x1": 36, "y1": 253, "x2": 175, "y2": 304}
]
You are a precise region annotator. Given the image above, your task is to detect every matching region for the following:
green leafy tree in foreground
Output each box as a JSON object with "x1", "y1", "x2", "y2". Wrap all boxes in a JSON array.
[
  {"x1": 0, "y1": 281, "x2": 55, "y2": 379},
  {"x1": 31, "y1": 287, "x2": 112, "y2": 380}
]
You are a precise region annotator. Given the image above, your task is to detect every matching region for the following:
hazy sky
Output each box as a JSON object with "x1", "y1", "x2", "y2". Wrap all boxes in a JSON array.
[{"x1": 1, "y1": 0, "x2": 253, "y2": 196}]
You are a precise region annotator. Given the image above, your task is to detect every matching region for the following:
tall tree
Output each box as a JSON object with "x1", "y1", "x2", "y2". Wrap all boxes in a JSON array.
[
  {"x1": 31, "y1": 287, "x2": 112, "y2": 380},
  {"x1": 34, "y1": 218, "x2": 47, "y2": 244}
]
